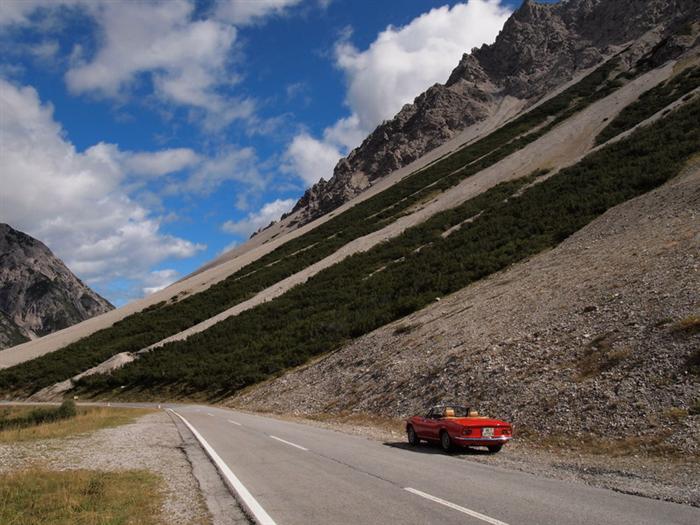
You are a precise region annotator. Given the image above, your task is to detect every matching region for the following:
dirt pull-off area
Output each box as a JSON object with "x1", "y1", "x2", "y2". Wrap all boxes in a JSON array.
[{"x1": 0, "y1": 410, "x2": 244, "y2": 524}]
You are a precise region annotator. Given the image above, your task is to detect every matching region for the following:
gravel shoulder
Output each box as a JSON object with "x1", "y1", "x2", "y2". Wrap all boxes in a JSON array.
[{"x1": 0, "y1": 411, "x2": 215, "y2": 525}]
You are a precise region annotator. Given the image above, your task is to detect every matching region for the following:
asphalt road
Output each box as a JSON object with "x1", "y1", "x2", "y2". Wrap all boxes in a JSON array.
[{"x1": 163, "y1": 405, "x2": 699, "y2": 525}]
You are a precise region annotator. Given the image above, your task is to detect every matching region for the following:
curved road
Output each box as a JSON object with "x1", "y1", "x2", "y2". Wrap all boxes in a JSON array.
[{"x1": 166, "y1": 405, "x2": 698, "y2": 525}]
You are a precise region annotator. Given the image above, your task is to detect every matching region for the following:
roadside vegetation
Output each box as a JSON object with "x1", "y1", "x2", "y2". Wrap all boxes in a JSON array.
[
  {"x1": 595, "y1": 66, "x2": 700, "y2": 144},
  {"x1": 0, "y1": 468, "x2": 162, "y2": 525},
  {"x1": 0, "y1": 56, "x2": 632, "y2": 397},
  {"x1": 72, "y1": 96, "x2": 700, "y2": 398},
  {"x1": 0, "y1": 404, "x2": 152, "y2": 442},
  {"x1": 0, "y1": 399, "x2": 75, "y2": 431}
]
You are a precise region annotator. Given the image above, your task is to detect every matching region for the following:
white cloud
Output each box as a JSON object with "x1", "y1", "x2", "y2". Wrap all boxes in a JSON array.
[
  {"x1": 0, "y1": 78, "x2": 205, "y2": 301},
  {"x1": 65, "y1": 1, "x2": 239, "y2": 122},
  {"x1": 222, "y1": 198, "x2": 295, "y2": 237},
  {"x1": 177, "y1": 146, "x2": 264, "y2": 195},
  {"x1": 142, "y1": 269, "x2": 179, "y2": 296},
  {"x1": 283, "y1": 133, "x2": 342, "y2": 185},
  {"x1": 122, "y1": 148, "x2": 201, "y2": 177},
  {"x1": 285, "y1": 0, "x2": 511, "y2": 186},
  {"x1": 215, "y1": 0, "x2": 303, "y2": 26},
  {"x1": 0, "y1": 0, "x2": 84, "y2": 26}
]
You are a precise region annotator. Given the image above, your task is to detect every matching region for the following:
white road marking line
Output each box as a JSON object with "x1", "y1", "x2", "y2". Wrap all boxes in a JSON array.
[
  {"x1": 206, "y1": 412, "x2": 214, "y2": 416},
  {"x1": 170, "y1": 410, "x2": 277, "y2": 525},
  {"x1": 404, "y1": 487, "x2": 509, "y2": 525},
  {"x1": 228, "y1": 419, "x2": 242, "y2": 426},
  {"x1": 269, "y1": 435, "x2": 308, "y2": 451}
]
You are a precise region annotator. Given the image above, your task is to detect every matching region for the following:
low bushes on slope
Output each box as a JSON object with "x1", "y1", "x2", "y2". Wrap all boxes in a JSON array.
[
  {"x1": 77, "y1": 97, "x2": 700, "y2": 398},
  {"x1": 0, "y1": 57, "x2": 628, "y2": 396},
  {"x1": 595, "y1": 66, "x2": 700, "y2": 144}
]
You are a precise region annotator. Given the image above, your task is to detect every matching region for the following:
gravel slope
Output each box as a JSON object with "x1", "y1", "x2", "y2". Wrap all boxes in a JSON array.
[{"x1": 232, "y1": 159, "x2": 700, "y2": 461}]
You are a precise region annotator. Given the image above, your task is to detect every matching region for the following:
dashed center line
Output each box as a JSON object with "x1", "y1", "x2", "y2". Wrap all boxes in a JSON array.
[
  {"x1": 269, "y1": 435, "x2": 308, "y2": 451},
  {"x1": 405, "y1": 488, "x2": 509, "y2": 525},
  {"x1": 228, "y1": 419, "x2": 242, "y2": 426}
]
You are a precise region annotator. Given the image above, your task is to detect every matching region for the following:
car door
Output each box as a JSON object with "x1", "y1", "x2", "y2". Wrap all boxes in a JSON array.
[{"x1": 421, "y1": 408, "x2": 441, "y2": 441}]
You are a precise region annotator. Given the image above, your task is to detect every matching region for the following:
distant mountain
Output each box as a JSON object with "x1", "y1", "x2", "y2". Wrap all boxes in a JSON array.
[
  {"x1": 290, "y1": 0, "x2": 699, "y2": 225},
  {"x1": 0, "y1": 224, "x2": 113, "y2": 349}
]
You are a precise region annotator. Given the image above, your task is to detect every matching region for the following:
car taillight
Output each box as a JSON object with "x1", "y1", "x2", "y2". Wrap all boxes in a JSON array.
[
  {"x1": 501, "y1": 428, "x2": 511, "y2": 436},
  {"x1": 462, "y1": 427, "x2": 472, "y2": 435}
]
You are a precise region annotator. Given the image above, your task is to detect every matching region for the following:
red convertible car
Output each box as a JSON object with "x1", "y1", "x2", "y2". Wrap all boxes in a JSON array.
[{"x1": 406, "y1": 404, "x2": 512, "y2": 453}]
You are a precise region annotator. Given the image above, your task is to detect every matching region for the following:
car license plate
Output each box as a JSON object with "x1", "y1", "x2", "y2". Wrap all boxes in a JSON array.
[{"x1": 482, "y1": 427, "x2": 494, "y2": 437}]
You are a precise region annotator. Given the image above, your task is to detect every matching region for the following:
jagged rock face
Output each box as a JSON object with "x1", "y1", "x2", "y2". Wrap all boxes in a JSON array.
[
  {"x1": 0, "y1": 224, "x2": 113, "y2": 349},
  {"x1": 291, "y1": 0, "x2": 698, "y2": 225}
]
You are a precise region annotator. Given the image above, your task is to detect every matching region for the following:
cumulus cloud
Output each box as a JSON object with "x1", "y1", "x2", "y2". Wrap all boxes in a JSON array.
[
  {"x1": 283, "y1": 133, "x2": 343, "y2": 185},
  {"x1": 0, "y1": 78, "x2": 205, "y2": 300},
  {"x1": 175, "y1": 146, "x2": 264, "y2": 195},
  {"x1": 122, "y1": 148, "x2": 201, "y2": 178},
  {"x1": 1, "y1": 1, "x2": 283, "y2": 129},
  {"x1": 222, "y1": 198, "x2": 295, "y2": 237},
  {"x1": 285, "y1": 0, "x2": 511, "y2": 186},
  {"x1": 215, "y1": 0, "x2": 303, "y2": 26},
  {"x1": 64, "y1": 0, "x2": 241, "y2": 123},
  {"x1": 142, "y1": 269, "x2": 180, "y2": 296}
]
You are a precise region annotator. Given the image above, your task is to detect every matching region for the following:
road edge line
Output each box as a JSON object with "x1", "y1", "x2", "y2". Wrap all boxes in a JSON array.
[
  {"x1": 170, "y1": 409, "x2": 277, "y2": 525},
  {"x1": 404, "y1": 487, "x2": 509, "y2": 525},
  {"x1": 269, "y1": 435, "x2": 308, "y2": 451}
]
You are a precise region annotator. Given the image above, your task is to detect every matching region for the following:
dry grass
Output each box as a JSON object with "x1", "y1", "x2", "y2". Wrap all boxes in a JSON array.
[
  {"x1": 671, "y1": 314, "x2": 700, "y2": 335},
  {"x1": 516, "y1": 426, "x2": 683, "y2": 458},
  {"x1": 0, "y1": 405, "x2": 153, "y2": 443},
  {"x1": 576, "y1": 334, "x2": 632, "y2": 380},
  {"x1": 305, "y1": 411, "x2": 405, "y2": 435},
  {"x1": 0, "y1": 468, "x2": 163, "y2": 525}
]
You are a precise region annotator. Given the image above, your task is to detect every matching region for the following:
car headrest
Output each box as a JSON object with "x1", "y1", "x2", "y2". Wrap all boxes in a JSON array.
[
  {"x1": 468, "y1": 409, "x2": 479, "y2": 417},
  {"x1": 444, "y1": 408, "x2": 455, "y2": 417}
]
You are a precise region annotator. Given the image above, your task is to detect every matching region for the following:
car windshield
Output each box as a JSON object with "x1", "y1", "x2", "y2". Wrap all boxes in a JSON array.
[{"x1": 431, "y1": 405, "x2": 470, "y2": 417}]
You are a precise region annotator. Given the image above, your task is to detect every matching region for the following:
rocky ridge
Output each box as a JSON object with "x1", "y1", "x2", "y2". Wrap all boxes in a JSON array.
[
  {"x1": 290, "y1": 0, "x2": 699, "y2": 226},
  {"x1": 0, "y1": 224, "x2": 113, "y2": 349}
]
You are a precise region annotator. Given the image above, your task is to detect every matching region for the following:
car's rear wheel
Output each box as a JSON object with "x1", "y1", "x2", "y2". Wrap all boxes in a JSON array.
[
  {"x1": 440, "y1": 430, "x2": 452, "y2": 453},
  {"x1": 407, "y1": 425, "x2": 419, "y2": 446},
  {"x1": 487, "y1": 444, "x2": 503, "y2": 454}
]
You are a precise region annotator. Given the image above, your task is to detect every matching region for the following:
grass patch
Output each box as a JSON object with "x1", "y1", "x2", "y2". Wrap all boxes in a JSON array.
[
  {"x1": 577, "y1": 335, "x2": 632, "y2": 380},
  {"x1": 689, "y1": 400, "x2": 700, "y2": 416},
  {"x1": 671, "y1": 314, "x2": 700, "y2": 335},
  {"x1": 0, "y1": 468, "x2": 162, "y2": 525},
  {"x1": 74, "y1": 95, "x2": 700, "y2": 398},
  {"x1": 393, "y1": 323, "x2": 420, "y2": 335},
  {"x1": 0, "y1": 405, "x2": 153, "y2": 442},
  {"x1": 0, "y1": 57, "x2": 629, "y2": 398},
  {"x1": 517, "y1": 426, "x2": 679, "y2": 457},
  {"x1": 686, "y1": 348, "x2": 700, "y2": 376}
]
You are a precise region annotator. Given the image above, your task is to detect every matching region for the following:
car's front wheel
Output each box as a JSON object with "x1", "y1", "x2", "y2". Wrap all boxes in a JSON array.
[
  {"x1": 440, "y1": 430, "x2": 452, "y2": 453},
  {"x1": 487, "y1": 444, "x2": 502, "y2": 454},
  {"x1": 407, "y1": 425, "x2": 418, "y2": 446}
]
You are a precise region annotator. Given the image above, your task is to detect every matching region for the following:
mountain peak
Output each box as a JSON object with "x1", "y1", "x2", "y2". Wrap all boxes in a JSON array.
[
  {"x1": 0, "y1": 224, "x2": 113, "y2": 349},
  {"x1": 287, "y1": 0, "x2": 696, "y2": 228}
]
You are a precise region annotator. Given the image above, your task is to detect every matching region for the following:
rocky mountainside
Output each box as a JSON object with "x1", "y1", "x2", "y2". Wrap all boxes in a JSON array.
[
  {"x1": 290, "y1": 0, "x2": 699, "y2": 225},
  {"x1": 0, "y1": 224, "x2": 113, "y2": 349},
  {"x1": 234, "y1": 160, "x2": 700, "y2": 458}
]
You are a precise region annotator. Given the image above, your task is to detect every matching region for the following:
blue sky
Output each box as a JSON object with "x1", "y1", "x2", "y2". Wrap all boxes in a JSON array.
[{"x1": 0, "y1": 0, "x2": 525, "y2": 305}]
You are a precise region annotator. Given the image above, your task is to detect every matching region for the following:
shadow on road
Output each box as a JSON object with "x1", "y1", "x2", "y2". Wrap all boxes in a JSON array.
[{"x1": 383, "y1": 441, "x2": 493, "y2": 456}]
